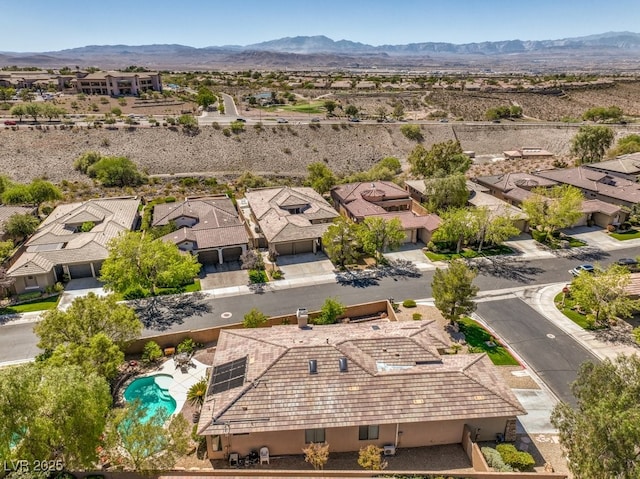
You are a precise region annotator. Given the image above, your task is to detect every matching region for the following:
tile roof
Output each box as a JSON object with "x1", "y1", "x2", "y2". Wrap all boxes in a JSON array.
[
  {"x1": 534, "y1": 167, "x2": 640, "y2": 205},
  {"x1": 198, "y1": 320, "x2": 525, "y2": 436},
  {"x1": 155, "y1": 197, "x2": 249, "y2": 250},
  {"x1": 244, "y1": 187, "x2": 338, "y2": 244},
  {"x1": 468, "y1": 190, "x2": 527, "y2": 220},
  {"x1": 8, "y1": 197, "x2": 139, "y2": 277},
  {"x1": 585, "y1": 153, "x2": 640, "y2": 176}
]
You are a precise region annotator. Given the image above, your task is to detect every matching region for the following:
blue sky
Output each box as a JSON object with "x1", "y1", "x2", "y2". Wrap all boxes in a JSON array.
[{"x1": 4, "y1": 0, "x2": 639, "y2": 52}]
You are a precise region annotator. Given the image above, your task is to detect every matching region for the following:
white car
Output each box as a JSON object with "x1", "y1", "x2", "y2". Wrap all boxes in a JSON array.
[
  {"x1": 276, "y1": 118, "x2": 288, "y2": 123},
  {"x1": 569, "y1": 264, "x2": 595, "y2": 277}
]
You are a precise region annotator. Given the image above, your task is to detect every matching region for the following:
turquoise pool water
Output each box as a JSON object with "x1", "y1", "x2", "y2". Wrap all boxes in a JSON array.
[{"x1": 123, "y1": 374, "x2": 176, "y2": 423}]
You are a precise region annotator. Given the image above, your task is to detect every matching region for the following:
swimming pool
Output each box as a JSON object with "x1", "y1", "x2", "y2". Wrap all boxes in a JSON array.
[{"x1": 123, "y1": 373, "x2": 176, "y2": 422}]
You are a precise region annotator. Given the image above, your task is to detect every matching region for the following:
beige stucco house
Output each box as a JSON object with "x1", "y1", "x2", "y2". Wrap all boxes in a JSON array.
[
  {"x1": 197, "y1": 319, "x2": 525, "y2": 459},
  {"x1": 332, "y1": 181, "x2": 441, "y2": 244},
  {"x1": 240, "y1": 187, "x2": 339, "y2": 256},
  {"x1": 8, "y1": 197, "x2": 140, "y2": 293},
  {"x1": 154, "y1": 196, "x2": 248, "y2": 265}
]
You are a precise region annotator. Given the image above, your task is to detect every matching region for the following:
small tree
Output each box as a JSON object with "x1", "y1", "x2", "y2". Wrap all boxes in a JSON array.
[
  {"x1": 570, "y1": 264, "x2": 640, "y2": 327},
  {"x1": 2, "y1": 185, "x2": 33, "y2": 205},
  {"x1": 521, "y1": 185, "x2": 583, "y2": 242},
  {"x1": 400, "y1": 124, "x2": 423, "y2": 141},
  {"x1": 142, "y1": 341, "x2": 163, "y2": 364},
  {"x1": 345, "y1": 105, "x2": 359, "y2": 118},
  {"x1": 74, "y1": 151, "x2": 102, "y2": 174},
  {"x1": 409, "y1": 140, "x2": 470, "y2": 178},
  {"x1": 187, "y1": 378, "x2": 208, "y2": 408},
  {"x1": 322, "y1": 217, "x2": 360, "y2": 269},
  {"x1": 240, "y1": 249, "x2": 264, "y2": 270},
  {"x1": 432, "y1": 207, "x2": 476, "y2": 254},
  {"x1": 315, "y1": 298, "x2": 345, "y2": 325},
  {"x1": 359, "y1": 217, "x2": 405, "y2": 265},
  {"x1": 28, "y1": 179, "x2": 62, "y2": 205},
  {"x1": 4, "y1": 213, "x2": 39, "y2": 241},
  {"x1": 243, "y1": 308, "x2": 268, "y2": 328},
  {"x1": 323, "y1": 100, "x2": 337, "y2": 116},
  {"x1": 305, "y1": 162, "x2": 336, "y2": 194},
  {"x1": 196, "y1": 87, "x2": 216, "y2": 109},
  {"x1": 87, "y1": 156, "x2": 145, "y2": 187},
  {"x1": 303, "y1": 442, "x2": 330, "y2": 470},
  {"x1": 358, "y1": 444, "x2": 387, "y2": 470},
  {"x1": 431, "y1": 259, "x2": 479, "y2": 323}
]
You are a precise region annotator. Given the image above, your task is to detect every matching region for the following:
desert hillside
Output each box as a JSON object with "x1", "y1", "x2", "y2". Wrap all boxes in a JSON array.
[{"x1": 1, "y1": 123, "x2": 638, "y2": 184}]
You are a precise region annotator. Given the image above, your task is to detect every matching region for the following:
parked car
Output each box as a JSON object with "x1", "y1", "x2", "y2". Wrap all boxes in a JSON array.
[
  {"x1": 348, "y1": 117, "x2": 360, "y2": 122},
  {"x1": 235, "y1": 118, "x2": 246, "y2": 123},
  {"x1": 615, "y1": 258, "x2": 639, "y2": 270},
  {"x1": 276, "y1": 118, "x2": 288, "y2": 124},
  {"x1": 4, "y1": 120, "x2": 17, "y2": 125},
  {"x1": 569, "y1": 264, "x2": 595, "y2": 277},
  {"x1": 439, "y1": 119, "x2": 449, "y2": 123}
]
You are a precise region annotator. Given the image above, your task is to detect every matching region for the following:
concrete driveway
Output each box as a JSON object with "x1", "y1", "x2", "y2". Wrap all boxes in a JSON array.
[
  {"x1": 200, "y1": 261, "x2": 248, "y2": 290},
  {"x1": 274, "y1": 252, "x2": 335, "y2": 280},
  {"x1": 384, "y1": 243, "x2": 435, "y2": 270},
  {"x1": 58, "y1": 277, "x2": 108, "y2": 310}
]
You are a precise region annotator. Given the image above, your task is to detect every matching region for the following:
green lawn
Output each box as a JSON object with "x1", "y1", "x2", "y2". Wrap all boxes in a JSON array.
[
  {"x1": 553, "y1": 292, "x2": 596, "y2": 329},
  {"x1": 457, "y1": 317, "x2": 520, "y2": 366},
  {"x1": 424, "y1": 244, "x2": 513, "y2": 262},
  {"x1": 0, "y1": 295, "x2": 60, "y2": 315},
  {"x1": 263, "y1": 101, "x2": 324, "y2": 114},
  {"x1": 610, "y1": 229, "x2": 640, "y2": 241}
]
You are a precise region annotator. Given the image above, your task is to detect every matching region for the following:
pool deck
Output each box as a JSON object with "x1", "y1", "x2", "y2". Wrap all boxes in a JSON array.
[{"x1": 151, "y1": 357, "x2": 209, "y2": 414}]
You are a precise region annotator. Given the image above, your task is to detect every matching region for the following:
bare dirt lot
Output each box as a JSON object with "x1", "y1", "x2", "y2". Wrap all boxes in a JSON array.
[{"x1": 2, "y1": 121, "x2": 638, "y2": 184}]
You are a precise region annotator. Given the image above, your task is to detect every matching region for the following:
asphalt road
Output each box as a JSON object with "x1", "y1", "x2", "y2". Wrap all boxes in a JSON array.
[
  {"x1": 1, "y1": 246, "x2": 638, "y2": 371},
  {"x1": 476, "y1": 298, "x2": 599, "y2": 405}
]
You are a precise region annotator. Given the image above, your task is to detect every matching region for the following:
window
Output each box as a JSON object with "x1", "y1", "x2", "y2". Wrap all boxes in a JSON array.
[
  {"x1": 359, "y1": 425, "x2": 379, "y2": 441},
  {"x1": 305, "y1": 428, "x2": 325, "y2": 443}
]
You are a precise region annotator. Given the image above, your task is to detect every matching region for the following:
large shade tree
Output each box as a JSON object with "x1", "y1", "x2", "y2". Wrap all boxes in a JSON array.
[
  {"x1": 35, "y1": 293, "x2": 142, "y2": 379},
  {"x1": 358, "y1": 217, "x2": 405, "y2": 265},
  {"x1": 0, "y1": 363, "x2": 111, "y2": 469},
  {"x1": 551, "y1": 355, "x2": 640, "y2": 479},
  {"x1": 100, "y1": 231, "x2": 201, "y2": 295},
  {"x1": 408, "y1": 140, "x2": 471, "y2": 178},
  {"x1": 431, "y1": 259, "x2": 479, "y2": 323},
  {"x1": 322, "y1": 216, "x2": 361, "y2": 269},
  {"x1": 570, "y1": 264, "x2": 640, "y2": 328},
  {"x1": 424, "y1": 173, "x2": 469, "y2": 213},
  {"x1": 571, "y1": 125, "x2": 615, "y2": 165},
  {"x1": 521, "y1": 185, "x2": 583, "y2": 242}
]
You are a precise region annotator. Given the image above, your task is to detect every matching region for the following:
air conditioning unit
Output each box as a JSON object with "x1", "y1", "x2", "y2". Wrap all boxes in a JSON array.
[{"x1": 383, "y1": 444, "x2": 396, "y2": 456}]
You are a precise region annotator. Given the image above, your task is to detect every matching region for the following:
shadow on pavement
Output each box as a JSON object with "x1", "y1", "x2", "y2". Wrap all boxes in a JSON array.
[
  {"x1": 336, "y1": 270, "x2": 380, "y2": 288},
  {"x1": 132, "y1": 292, "x2": 211, "y2": 331},
  {"x1": 471, "y1": 256, "x2": 545, "y2": 284},
  {"x1": 552, "y1": 246, "x2": 610, "y2": 262},
  {"x1": 377, "y1": 259, "x2": 422, "y2": 279}
]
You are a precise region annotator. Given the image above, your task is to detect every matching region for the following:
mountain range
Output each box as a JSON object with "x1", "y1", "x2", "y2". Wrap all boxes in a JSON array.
[{"x1": 1, "y1": 32, "x2": 640, "y2": 72}]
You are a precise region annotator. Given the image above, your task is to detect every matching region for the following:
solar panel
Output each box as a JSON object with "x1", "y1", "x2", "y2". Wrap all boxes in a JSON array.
[{"x1": 209, "y1": 357, "x2": 247, "y2": 395}]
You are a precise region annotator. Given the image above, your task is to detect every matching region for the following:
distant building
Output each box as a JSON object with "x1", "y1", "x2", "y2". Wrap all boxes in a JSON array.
[
  {"x1": 503, "y1": 148, "x2": 554, "y2": 161},
  {"x1": 0, "y1": 70, "x2": 162, "y2": 96},
  {"x1": 584, "y1": 152, "x2": 640, "y2": 182}
]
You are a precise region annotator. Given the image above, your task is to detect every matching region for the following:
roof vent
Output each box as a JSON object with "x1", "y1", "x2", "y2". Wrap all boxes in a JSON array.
[
  {"x1": 308, "y1": 359, "x2": 318, "y2": 375},
  {"x1": 339, "y1": 357, "x2": 348, "y2": 372}
]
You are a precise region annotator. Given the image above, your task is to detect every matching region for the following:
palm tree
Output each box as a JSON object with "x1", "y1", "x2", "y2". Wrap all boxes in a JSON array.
[{"x1": 187, "y1": 379, "x2": 208, "y2": 409}]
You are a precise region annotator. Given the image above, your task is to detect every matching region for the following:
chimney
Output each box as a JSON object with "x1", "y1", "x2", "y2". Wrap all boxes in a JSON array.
[{"x1": 296, "y1": 308, "x2": 308, "y2": 328}]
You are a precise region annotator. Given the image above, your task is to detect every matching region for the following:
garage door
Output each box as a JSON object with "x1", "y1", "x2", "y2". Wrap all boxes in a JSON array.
[
  {"x1": 197, "y1": 250, "x2": 220, "y2": 265},
  {"x1": 68, "y1": 263, "x2": 93, "y2": 278},
  {"x1": 275, "y1": 243, "x2": 293, "y2": 256},
  {"x1": 222, "y1": 247, "x2": 243, "y2": 262},
  {"x1": 292, "y1": 241, "x2": 314, "y2": 254}
]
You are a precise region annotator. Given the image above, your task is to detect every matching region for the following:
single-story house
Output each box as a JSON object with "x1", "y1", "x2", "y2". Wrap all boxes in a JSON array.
[
  {"x1": 153, "y1": 196, "x2": 248, "y2": 265},
  {"x1": 466, "y1": 182, "x2": 528, "y2": 232},
  {"x1": 503, "y1": 147, "x2": 554, "y2": 161},
  {"x1": 197, "y1": 319, "x2": 525, "y2": 459},
  {"x1": 534, "y1": 166, "x2": 640, "y2": 208},
  {"x1": 584, "y1": 152, "x2": 640, "y2": 182},
  {"x1": 7, "y1": 197, "x2": 140, "y2": 294},
  {"x1": 241, "y1": 187, "x2": 339, "y2": 256},
  {"x1": 332, "y1": 181, "x2": 441, "y2": 244}
]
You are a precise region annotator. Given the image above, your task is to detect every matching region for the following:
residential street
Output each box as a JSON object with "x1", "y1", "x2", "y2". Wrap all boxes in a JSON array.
[{"x1": 476, "y1": 298, "x2": 599, "y2": 405}]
